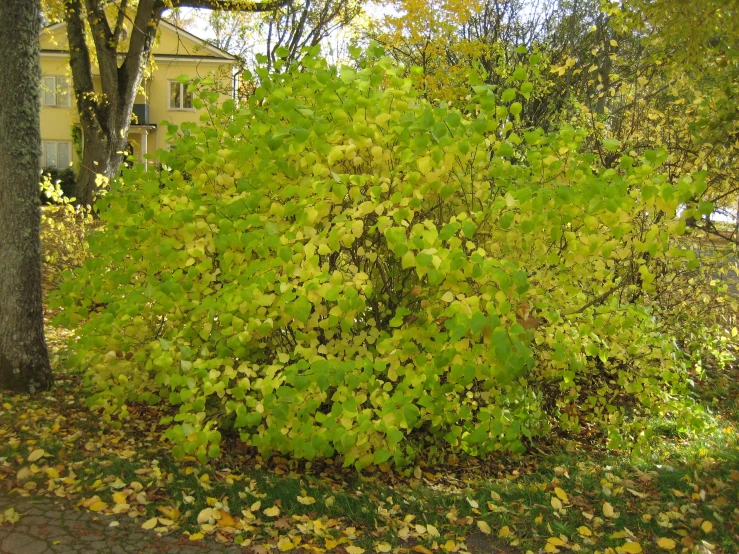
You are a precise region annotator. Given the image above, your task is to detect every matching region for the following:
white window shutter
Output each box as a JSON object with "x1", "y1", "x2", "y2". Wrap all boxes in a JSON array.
[
  {"x1": 57, "y1": 77, "x2": 70, "y2": 107},
  {"x1": 58, "y1": 142, "x2": 71, "y2": 168},
  {"x1": 44, "y1": 141, "x2": 57, "y2": 168},
  {"x1": 43, "y1": 77, "x2": 56, "y2": 106}
]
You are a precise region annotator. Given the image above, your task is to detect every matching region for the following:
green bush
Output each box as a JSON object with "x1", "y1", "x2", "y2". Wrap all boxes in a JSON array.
[{"x1": 53, "y1": 46, "x2": 709, "y2": 468}]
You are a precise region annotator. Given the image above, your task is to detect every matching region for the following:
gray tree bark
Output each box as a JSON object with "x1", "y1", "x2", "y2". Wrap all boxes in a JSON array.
[{"x1": 0, "y1": 0, "x2": 53, "y2": 393}]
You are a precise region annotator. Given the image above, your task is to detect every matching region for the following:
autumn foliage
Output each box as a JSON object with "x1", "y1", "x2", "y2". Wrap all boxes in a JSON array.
[{"x1": 52, "y1": 44, "x2": 713, "y2": 469}]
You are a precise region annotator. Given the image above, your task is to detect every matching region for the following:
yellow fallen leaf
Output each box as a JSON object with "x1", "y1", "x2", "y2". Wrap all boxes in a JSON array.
[
  {"x1": 548, "y1": 537, "x2": 566, "y2": 546},
  {"x1": 141, "y1": 517, "x2": 158, "y2": 530},
  {"x1": 603, "y1": 502, "x2": 617, "y2": 518},
  {"x1": 217, "y1": 511, "x2": 237, "y2": 528},
  {"x1": 578, "y1": 526, "x2": 592, "y2": 537},
  {"x1": 197, "y1": 508, "x2": 213, "y2": 524},
  {"x1": 427, "y1": 524, "x2": 440, "y2": 537},
  {"x1": 277, "y1": 536, "x2": 295, "y2": 551},
  {"x1": 554, "y1": 487, "x2": 569, "y2": 503},
  {"x1": 441, "y1": 540, "x2": 457, "y2": 552},
  {"x1": 551, "y1": 497, "x2": 563, "y2": 510},
  {"x1": 376, "y1": 542, "x2": 392, "y2": 553},
  {"x1": 657, "y1": 537, "x2": 676, "y2": 550},
  {"x1": 27, "y1": 449, "x2": 46, "y2": 462},
  {"x1": 109, "y1": 521, "x2": 120, "y2": 527},
  {"x1": 189, "y1": 532, "x2": 204, "y2": 541},
  {"x1": 297, "y1": 495, "x2": 316, "y2": 505},
  {"x1": 701, "y1": 520, "x2": 712, "y2": 533},
  {"x1": 499, "y1": 526, "x2": 511, "y2": 538},
  {"x1": 346, "y1": 546, "x2": 365, "y2": 554},
  {"x1": 250, "y1": 500, "x2": 261, "y2": 512},
  {"x1": 89, "y1": 501, "x2": 108, "y2": 512},
  {"x1": 264, "y1": 506, "x2": 281, "y2": 517},
  {"x1": 477, "y1": 520, "x2": 492, "y2": 534},
  {"x1": 619, "y1": 542, "x2": 642, "y2": 553},
  {"x1": 411, "y1": 546, "x2": 433, "y2": 554},
  {"x1": 112, "y1": 492, "x2": 128, "y2": 505}
]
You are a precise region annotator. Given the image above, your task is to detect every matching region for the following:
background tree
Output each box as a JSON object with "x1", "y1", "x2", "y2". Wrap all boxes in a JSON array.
[
  {"x1": 204, "y1": 0, "x2": 364, "y2": 89},
  {"x1": 0, "y1": 0, "x2": 54, "y2": 393},
  {"x1": 41, "y1": 0, "x2": 290, "y2": 208}
]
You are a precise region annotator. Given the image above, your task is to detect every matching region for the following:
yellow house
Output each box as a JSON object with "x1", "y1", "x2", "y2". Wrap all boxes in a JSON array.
[{"x1": 39, "y1": 19, "x2": 236, "y2": 171}]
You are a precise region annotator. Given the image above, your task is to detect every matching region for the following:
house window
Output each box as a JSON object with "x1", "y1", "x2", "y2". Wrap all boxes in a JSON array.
[
  {"x1": 42, "y1": 141, "x2": 72, "y2": 169},
  {"x1": 169, "y1": 81, "x2": 193, "y2": 110},
  {"x1": 41, "y1": 76, "x2": 70, "y2": 107}
]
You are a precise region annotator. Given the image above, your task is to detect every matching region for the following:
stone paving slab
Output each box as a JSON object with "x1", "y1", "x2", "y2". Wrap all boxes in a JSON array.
[
  {"x1": 0, "y1": 491, "x2": 515, "y2": 554},
  {"x1": 0, "y1": 492, "x2": 247, "y2": 554}
]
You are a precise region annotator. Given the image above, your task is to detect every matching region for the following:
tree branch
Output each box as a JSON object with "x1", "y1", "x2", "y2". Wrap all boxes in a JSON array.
[{"x1": 172, "y1": 0, "x2": 292, "y2": 11}]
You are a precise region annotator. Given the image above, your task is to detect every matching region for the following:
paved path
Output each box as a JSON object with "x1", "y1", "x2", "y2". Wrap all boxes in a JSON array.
[
  {"x1": 0, "y1": 491, "x2": 514, "y2": 554},
  {"x1": 0, "y1": 492, "x2": 246, "y2": 554}
]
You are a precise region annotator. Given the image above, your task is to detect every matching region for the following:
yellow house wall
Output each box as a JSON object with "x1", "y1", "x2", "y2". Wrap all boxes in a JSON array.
[
  {"x1": 38, "y1": 21, "x2": 234, "y2": 168},
  {"x1": 40, "y1": 55, "x2": 77, "y2": 165}
]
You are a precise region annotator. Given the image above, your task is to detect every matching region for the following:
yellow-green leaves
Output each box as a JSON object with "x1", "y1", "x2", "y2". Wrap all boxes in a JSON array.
[{"x1": 52, "y1": 45, "x2": 706, "y2": 471}]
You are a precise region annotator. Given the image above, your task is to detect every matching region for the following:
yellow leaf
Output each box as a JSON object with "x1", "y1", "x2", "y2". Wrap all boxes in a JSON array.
[
  {"x1": 250, "y1": 500, "x2": 261, "y2": 512},
  {"x1": 441, "y1": 540, "x2": 457, "y2": 552},
  {"x1": 554, "y1": 487, "x2": 568, "y2": 503},
  {"x1": 551, "y1": 496, "x2": 563, "y2": 510},
  {"x1": 603, "y1": 502, "x2": 617, "y2": 518},
  {"x1": 620, "y1": 542, "x2": 642, "y2": 553},
  {"x1": 197, "y1": 508, "x2": 213, "y2": 524},
  {"x1": 27, "y1": 449, "x2": 46, "y2": 462},
  {"x1": 189, "y1": 532, "x2": 204, "y2": 541},
  {"x1": 477, "y1": 520, "x2": 492, "y2": 534},
  {"x1": 297, "y1": 495, "x2": 316, "y2": 505},
  {"x1": 548, "y1": 537, "x2": 565, "y2": 546},
  {"x1": 112, "y1": 492, "x2": 128, "y2": 505},
  {"x1": 264, "y1": 506, "x2": 281, "y2": 517},
  {"x1": 701, "y1": 520, "x2": 713, "y2": 533},
  {"x1": 376, "y1": 542, "x2": 392, "y2": 553},
  {"x1": 657, "y1": 538, "x2": 676, "y2": 550},
  {"x1": 427, "y1": 524, "x2": 440, "y2": 537},
  {"x1": 278, "y1": 536, "x2": 295, "y2": 551},
  {"x1": 346, "y1": 547, "x2": 366, "y2": 554},
  {"x1": 499, "y1": 525, "x2": 511, "y2": 538},
  {"x1": 578, "y1": 526, "x2": 592, "y2": 537},
  {"x1": 217, "y1": 511, "x2": 237, "y2": 528},
  {"x1": 141, "y1": 517, "x2": 158, "y2": 530},
  {"x1": 89, "y1": 501, "x2": 108, "y2": 512},
  {"x1": 411, "y1": 546, "x2": 433, "y2": 554}
]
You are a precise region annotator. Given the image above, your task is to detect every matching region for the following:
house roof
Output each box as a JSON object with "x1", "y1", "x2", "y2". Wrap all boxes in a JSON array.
[{"x1": 40, "y1": 14, "x2": 235, "y2": 62}]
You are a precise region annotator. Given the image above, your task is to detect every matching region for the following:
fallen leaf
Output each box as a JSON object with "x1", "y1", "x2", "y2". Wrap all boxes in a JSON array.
[
  {"x1": 141, "y1": 517, "x2": 158, "y2": 530},
  {"x1": 346, "y1": 546, "x2": 366, "y2": 554},
  {"x1": 477, "y1": 520, "x2": 492, "y2": 534},
  {"x1": 554, "y1": 487, "x2": 569, "y2": 503},
  {"x1": 657, "y1": 537, "x2": 676, "y2": 550},
  {"x1": 189, "y1": 532, "x2": 204, "y2": 541},
  {"x1": 701, "y1": 520, "x2": 712, "y2": 533},
  {"x1": 620, "y1": 542, "x2": 642, "y2": 553},
  {"x1": 603, "y1": 502, "x2": 617, "y2": 518},
  {"x1": 27, "y1": 449, "x2": 46, "y2": 462},
  {"x1": 264, "y1": 506, "x2": 280, "y2": 517},
  {"x1": 578, "y1": 526, "x2": 592, "y2": 537},
  {"x1": 297, "y1": 495, "x2": 316, "y2": 505}
]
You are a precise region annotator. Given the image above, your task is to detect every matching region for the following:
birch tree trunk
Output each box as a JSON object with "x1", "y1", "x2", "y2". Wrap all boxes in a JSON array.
[{"x1": 0, "y1": 0, "x2": 53, "y2": 393}]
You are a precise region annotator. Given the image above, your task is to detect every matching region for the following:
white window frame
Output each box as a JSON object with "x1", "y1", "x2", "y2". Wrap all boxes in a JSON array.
[
  {"x1": 41, "y1": 76, "x2": 71, "y2": 108},
  {"x1": 41, "y1": 141, "x2": 72, "y2": 169},
  {"x1": 168, "y1": 80, "x2": 194, "y2": 111}
]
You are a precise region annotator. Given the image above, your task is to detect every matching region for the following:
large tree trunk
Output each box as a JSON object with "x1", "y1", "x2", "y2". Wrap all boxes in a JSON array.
[
  {"x1": 0, "y1": 0, "x2": 54, "y2": 393},
  {"x1": 75, "y1": 117, "x2": 129, "y2": 208}
]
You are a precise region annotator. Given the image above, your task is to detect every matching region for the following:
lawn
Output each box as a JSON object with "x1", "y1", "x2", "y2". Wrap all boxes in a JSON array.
[{"x1": 1, "y1": 322, "x2": 737, "y2": 554}]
